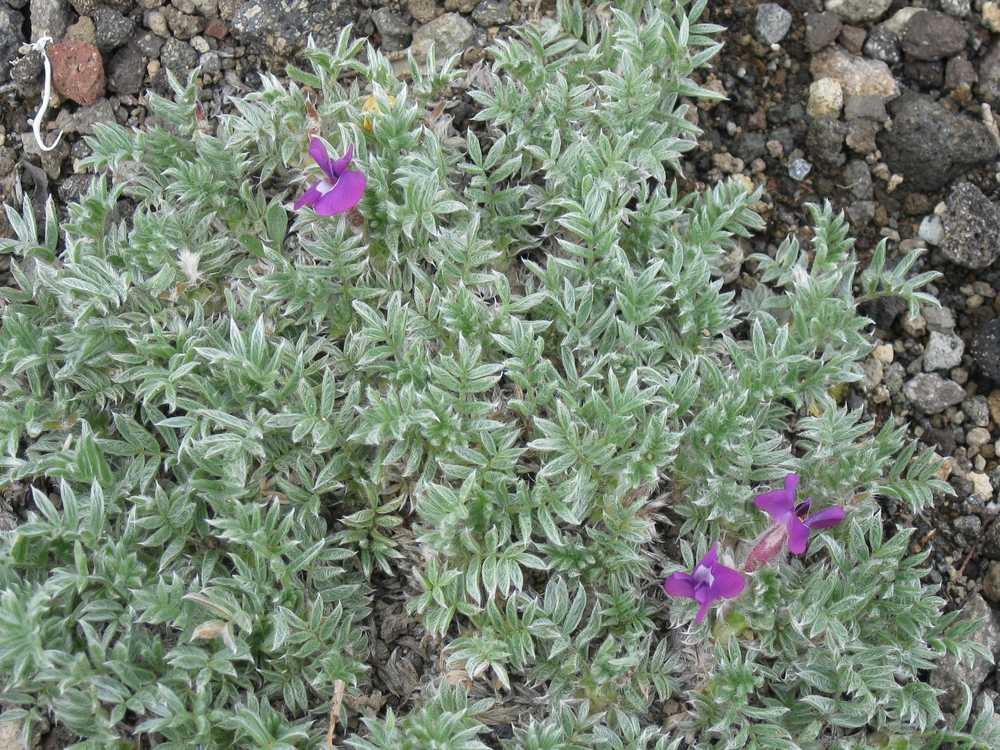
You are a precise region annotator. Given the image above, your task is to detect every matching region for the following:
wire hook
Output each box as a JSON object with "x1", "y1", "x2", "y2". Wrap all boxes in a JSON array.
[{"x1": 20, "y1": 36, "x2": 63, "y2": 153}]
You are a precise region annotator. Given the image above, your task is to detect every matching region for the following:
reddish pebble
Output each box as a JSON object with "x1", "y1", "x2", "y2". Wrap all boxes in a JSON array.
[
  {"x1": 204, "y1": 19, "x2": 228, "y2": 39},
  {"x1": 48, "y1": 42, "x2": 105, "y2": 106}
]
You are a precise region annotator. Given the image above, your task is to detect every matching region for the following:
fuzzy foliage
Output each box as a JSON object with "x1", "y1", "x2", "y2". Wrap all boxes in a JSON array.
[{"x1": 0, "y1": 0, "x2": 996, "y2": 748}]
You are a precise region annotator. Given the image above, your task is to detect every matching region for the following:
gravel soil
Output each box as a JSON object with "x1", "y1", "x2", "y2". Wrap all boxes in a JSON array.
[{"x1": 4, "y1": 0, "x2": 1000, "y2": 740}]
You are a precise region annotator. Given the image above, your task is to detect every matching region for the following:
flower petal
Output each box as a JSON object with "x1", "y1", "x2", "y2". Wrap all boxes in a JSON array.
[
  {"x1": 314, "y1": 170, "x2": 367, "y2": 216},
  {"x1": 330, "y1": 144, "x2": 354, "y2": 178},
  {"x1": 700, "y1": 542, "x2": 719, "y2": 569},
  {"x1": 663, "y1": 572, "x2": 696, "y2": 599},
  {"x1": 787, "y1": 515, "x2": 811, "y2": 555},
  {"x1": 754, "y1": 488, "x2": 794, "y2": 522},
  {"x1": 784, "y1": 473, "x2": 800, "y2": 497},
  {"x1": 308, "y1": 137, "x2": 335, "y2": 180},
  {"x1": 744, "y1": 523, "x2": 788, "y2": 572},
  {"x1": 805, "y1": 506, "x2": 846, "y2": 530},
  {"x1": 694, "y1": 601, "x2": 712, "y2": 624},
  {"x1": 708, "y1": 564, "x2": 745, "y2": 599},
  {"x1": 293, "y1": 182, "x2": 324, "y2": 210}
]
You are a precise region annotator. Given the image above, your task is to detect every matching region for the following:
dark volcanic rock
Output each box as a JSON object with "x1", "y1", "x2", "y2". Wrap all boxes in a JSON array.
[
  {"x1": 878, "y1": 93, "x2": 997, "y2": 192},
  {"x1": 231, "y1": 0, "x2": 358, "y2": 58},
  {"x1": 972, "y1": 318, "x2": 1000, "y2": 382},
  {"x1": 0, "y1": 6, "x2": 24, "y2": 84},
  {"x1": 900, "y1": 11, "x2": 967, "y2": 61}
]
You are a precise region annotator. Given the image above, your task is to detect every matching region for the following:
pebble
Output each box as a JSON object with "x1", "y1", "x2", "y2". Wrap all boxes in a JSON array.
[
  {"x1": 410, "y1": 13, "x2": 474, "y2": 63},
  {"x1": 924, "y1": 305, "x2": 955, "y2": 333},
  {"x1": 48, "y1": 40, "x2": 105, "y2": 105},
  {"x1": 145, "y1": 9, "x2": 169, "y2": 37},
  {"x1": 756, "y1": 3, "x2": 792, "y2": 45},
  {"x1": 93, "y1": 6, "x2": 134, "y2": 50},
  {"x1": 159, "y1": 37, "x2": 198, "y2": 79},
  {"x1": 409, "y1": 0, "x2": 439, "y2": 24},
  {"x1": 955, "y1": 514, "x2": 983, "y2": 535},
  {"x1": 805, "y1": 11, "x2": 842, "y2": 52},
  {"x1": 825, "y1": 0, "x2": 892, "y2": 23},
  {"x1": 30, "y1": 0, "x2": 70, "y2": 42},
  {"x1": 873, "y1": 343, "x2": 894, "y2": 364},
  {"x1": 985, "y1": 2, "x2": 1000, "y2": 33},
  {"x1": 903, "y1": 373, "x2": 966, "y2": 413},
  {"x1": 981, "y1": 561, "x2": 1000, "y2": 604},
  {"x1": 965, "y1": 396, "x2": 991, "y2": 427},
  {"x1": 807, "y1": 77, "x2": 843, "y2": 118},
  {"x1": 969, "y1": 427, "x2": 993, "y2": 451},
  {"x1": 65, "y1": 15, "x2": 97, "y2": 45},
  {"x1": 884, "y1": 7, "x2": 924, "y2": 34},
  {"x1": 924, "y1": 330, "x2": 965, "y2": 372},
  {"x1": 989, "y1": 391, "x2": 1000, "y2": 425},
  {"x1": 900, "y1": 10, "x2": 968, "y2": 61},
  {"x1": 863, "y1": 24, "x2": 900, "y2": 65},
  {"x1": 107, "y1": 45, "x2": 144, "y2": 95},
  {"x1": 372, "y1": 7, "x2": 412, "y2": 52},
  {"x1": 163, "y1": 7, "x2": 205, "y2": 40},
  {"x1": 472, "y1": 0, "x2": 511, "y2": 27},
  {"x1": 810, "y1": 47, "x2": 898, "y2": 101},
  {"x1": 918, "y1": 215, "x2": 944, "y2": 245},
  {"x1": 902, "y1": 313, "x2": 926, "y2": 337},
  {"x1": 939, "y1": 182, "x2": 1000, "y2": 270},
  {"x1": 972, "y1": 319, "x2": 1000, "y2": 382},
  {"x1": 972, "y1": 471, "x2": 995, "y2": 502},
  {"x1": 879, "y1": 95, "x2": 998, "y2": 193},
  {"x1": 788, "y1": 158, "x2": 812, "y2": 181},
  {"x1": 941, "y1": 0, "x2": 970, "y2": 16}
]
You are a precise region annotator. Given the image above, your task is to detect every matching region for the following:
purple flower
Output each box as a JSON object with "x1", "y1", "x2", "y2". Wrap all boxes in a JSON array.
[
  {"x1": 663, "y1": 543, "x2": 745, "y2": 624},
  {"x1": 293, "y1": 137, "x2": 366, "y2": 217},
  {"x1": 753, "y1": 473, "x2": 846, "y2": 557}
]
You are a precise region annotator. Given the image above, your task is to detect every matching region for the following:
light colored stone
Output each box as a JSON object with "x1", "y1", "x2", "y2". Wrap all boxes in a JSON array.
[
  {"x1": 409, "y1": 13, "x2": 474, "y2": 62},
  {"x1": 984, "y1": 1, "x2": 1000, "y2": 33},
  {"x1": 968, "y1": 427, "x2": 993, "y2": 450},
  {"x1": 808, "y1": 77, "x2": 844, "y2": 118},
  {"x1": 989, "y1": 390, "x2": 1000, "y2": 425},
  {"x1": 873, "y1": 343, "x2": 894, "y2": 364},
  {"x1": 884, "y1": 7, "x2": 924, "y2": 34},
  {"x1": 923, "y1": 330, "x2": 965, "y2": 372},
  {"x1": 903, "y1": 373, "x2": 966, "y2": 413},
  {"x1": 972, "y1": 471, "x2": 994, "y2": 501},
  {"x1": 811, "y1": 46, "x2": 899, "y2": 100},
  {"x1": 826, "y1": 0, "x2": 892, "y2": 23}
]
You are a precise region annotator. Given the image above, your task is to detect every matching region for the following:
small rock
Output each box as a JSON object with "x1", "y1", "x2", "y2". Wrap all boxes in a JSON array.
[
  {"x1": 900, "y1": 11, "x2": 968, "y2": 61},
  {"x1": 190, "y1": 35, "x2": 209, "y2": 53},
  {"x1": 941, "y1": 0, "x2": 970, "y2": 17},
  {"x1": 810, "y1": 46, "x2": 898, "y2": 100},
  {"x1": 941, "y1": 182, "x2": 1000, "y2": 270},
  {"x1": 945, "y1": 55, "x2": 977, "y2": 90},
  {"x1": 0, "y1": 7, "x2": 25, "y2": 84},
  {"x1": 978, "y1": 42, "x2": 1000, "y2": 105},
  {"x1": 839, "y1": 25, "x2": 867, "y2": 55},
  {"x1": 163, "y1": 7, "x2": 205, "y2": 40},
  {"x1": 924, "y1": 305, "x2": 955, "y2": 333},
  {"x1": 756, "y1": 3, "x2": 792, "y2": 45},
  {"x1": 472, "y1": 0, "x2": 511, "y2": 27},
  {"x1": 965, "y1": 395, "x2": 990, "y2": 426},
  {"x1": 955, "y1": 514, "x2": 983, "y2": 536},
  {"x1": 789, "y1": 158, "x2": 812, "y2": 180},
  {"x1": 972, "y1": 471, "x2": 995, "y2": 502},
  {"x1": 808, "y1": 77, "x2": 844, "y2": 118},
  {"x1": 903, "y1": 373, "x2": 966, "y2": 413},
  {"x1": 372, "y1": 7, "x2": 412, "y2": 52},
  {"x1": 878, "y1": 95, "x2": 998, "y2": 192},
  {"x1": 134, "y1": 31, "x2": 164, "y2": 57},
  {"x1": 984, "y1": 2, "x2": 1000, "y2": 33},
  {"x1": 159, "y1": 37, "x2": 198, "y2": 80},
  {"x1": 844, "y1": 95, "x2": 887, "y2": 121},
  {"x1": 918, "y1": 215, "x2": 943, "y2": 245},
  {"x1": 444, "y1": 0, "x2": 476, "y2": 11},
  {"x1": 53, "y1": 97, "x2": 115, "y2": 135},
  {"x1": 873, "y1": 343, "x2": 894, "y2": 363},
  {"x1": 231, "y1": 0, "x2": 357, "y2": 57},
  {"x1": 107, "y1": 45, "x2": 144, "y2": 95},
  {"x1": 199, "y1": 50, "x2": 220, "y2": 74},
  {"x1": 48, "y1": 40, "x2": 104, "y2": 105},
  {"x1": 145, "y1": 9, "x2": 169, "y2": 37},
  {"x1": 989, "y1": 391, "x2": 1000, "y2": 425},
  {"x1": 30, "y1": 0, "x2": 70, "y2": 42},
  {"x1": 903, "y1": 313, "x2": 927, "y2": 337},
  {"x1": 805, "y1": 11, "x2": 842, "y2": 52},
  {"x1": 968, "y1": 427, "x2": 993, "y2": 450},
  {"x1": 0, "y1": 719, "x2": 25, "y2": 750},
  {"x1": 807, "y1": 118, "x2": 848, "y2": 166},
  {"x1": 924, "y1": 330, "x2": 964, "y2": 371},
  {"x1": 929, "y1": 594, "x2": 1000, "y2": 711},
  {"x1": 204, "y1": 19, "x2": 227, "y2": 39},
  {"x1": 93, "y1": 6, "x2": 134, "y2": 50},
  {"x1": 972, "y1": 319, "x2": 1000, "y2": 382},
  {"x1": 843, "y1": 159, "x2": 872, "y2": 199},
  {"x1": 825, "y1": 0, "x2": 891, "y2": 23},
  {"x1": 410, "y1": 12, "x2": 474, "y2": 63},
  {"x1": 863, "y1": 24, "x2": 900, "y2": 65},
  {"x1": 884, "y1": 7, "x2": 924, "y2": 34},
  {"x1": 409, "y1": 0, "x2": 439, "y2": 24},
  {"x1": 982, "y1": 561, "x2": 1000, "y2": 604},
  {"x1": 65, "y1": 15, "x2": 97, "y2": 44}
]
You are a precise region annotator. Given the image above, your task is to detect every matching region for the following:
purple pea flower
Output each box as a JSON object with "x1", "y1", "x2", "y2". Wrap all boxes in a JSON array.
[
  {"x1": 663, "y1": 543, "x2": 745, "y2": 624},
  {"x1": 293, "y1": 137, "x2": 367, "y2": 217},
  {"x1": 751, "y1": 473, "x2": 846, "y2": 560}
]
